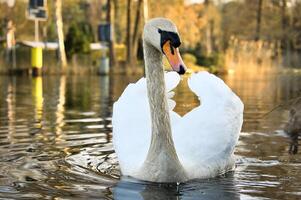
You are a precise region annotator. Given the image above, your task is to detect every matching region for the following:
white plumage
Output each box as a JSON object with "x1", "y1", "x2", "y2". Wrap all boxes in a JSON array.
[{"x1": 113, "y1": 71, "x2": 244, "y2": 180}]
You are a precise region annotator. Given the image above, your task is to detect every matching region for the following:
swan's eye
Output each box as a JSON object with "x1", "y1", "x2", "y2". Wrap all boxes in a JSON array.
[{"x1": 158, "y1": 29, "x2": 181, "y2": 50}]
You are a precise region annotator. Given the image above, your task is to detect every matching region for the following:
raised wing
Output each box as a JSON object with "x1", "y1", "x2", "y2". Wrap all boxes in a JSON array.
[{"x1": 172, "y1": 72, "x2": 244, "y2": 178}]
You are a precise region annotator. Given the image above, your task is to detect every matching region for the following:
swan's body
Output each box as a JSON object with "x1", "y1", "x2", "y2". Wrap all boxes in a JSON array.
[{"x1": 112, "y1": 18, "x2": 244, "y2": 182}]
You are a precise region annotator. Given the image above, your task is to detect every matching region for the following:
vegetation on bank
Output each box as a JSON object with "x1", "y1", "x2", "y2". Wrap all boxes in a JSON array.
[{"x1": 1, "y1": 0, "x2": 301, "y2": 74}]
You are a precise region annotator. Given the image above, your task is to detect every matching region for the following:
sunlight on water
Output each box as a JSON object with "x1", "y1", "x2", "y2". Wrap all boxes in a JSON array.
[{"x1": 0, "y1": 68, "x2": 301, "y2": 199}]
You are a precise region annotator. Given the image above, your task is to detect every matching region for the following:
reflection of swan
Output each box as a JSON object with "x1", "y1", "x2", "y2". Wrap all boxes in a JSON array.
[
  {"x1": 113, "y1": 175, "x2": 240, "y2": 200},
  {"x1": 285, "y1": 98, "x2": 301, "y2": 154},
  {"x1": 113, "y1": 18, "x2": 244, "y2": 182}
]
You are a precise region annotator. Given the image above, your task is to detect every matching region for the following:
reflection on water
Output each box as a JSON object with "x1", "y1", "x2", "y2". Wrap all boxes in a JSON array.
[
  {"x1": 113, "y1": 174, "x2": 240, "y2": 200},
  {"x1": 0, "y1": 67, "x2": 301, "y2": 199},
  {"x1": 32, "y1": 77, "x2": 43, "y2": 122}
]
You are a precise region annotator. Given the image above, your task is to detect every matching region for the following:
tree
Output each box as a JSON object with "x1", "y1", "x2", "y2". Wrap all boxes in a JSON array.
[
  {"x1": 126, "y1": 0, "x2": 143, "y2": 66},
  {"x1": 149, "y1": 0, "x2": 206, "y2": 49},
  {"x1": 281, "y1": 0, "x2": 289, "y2": 51},
  {"x1": 126, "y1": 0, "x2": 132, "y2": 65},
  {"x1": 143, "y1": 0, "x2": 149, "y2": 23},
  {"x1": 65, "y1": 22, "x2": 94, "y2": 58},
  {"x1": 291, "y1": 1, "x2": 301, "y2": 51},
  {"x1": 88, "y1": 0, "x2": 103, "y2": 42},
  {"x1": 255, "y1": 0, "x2": 263, "y2": 41},
  {"x1": 107, "y1": 0, "x2": 116, "y2": 67},
  {"x1": 204, "y1": 0, "x2": 214, "y2": 56},
  {"x1": 131, "y1": 0, "x2": 143, "y2": 65}
]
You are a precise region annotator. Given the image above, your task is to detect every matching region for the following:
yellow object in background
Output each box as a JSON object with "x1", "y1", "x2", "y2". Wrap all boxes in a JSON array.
[
  {"x1": 31, "y1": 47, "x2": 43, "y2": 68},
  {"x1": 32, "y1": 77, "x2": 43, "y2": 121},
  {"x1": 114, "y1": 44, "x2": 126, "y2": 61}
]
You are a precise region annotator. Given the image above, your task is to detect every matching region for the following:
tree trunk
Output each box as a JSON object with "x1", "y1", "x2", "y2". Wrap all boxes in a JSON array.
[
  {"x1": 126, "y1": 0, "x2": 132, "y2": 66},
  {"x1": 281, "y1": 0, "x2": 291, "y2": 64},
  {"x1": 55, "y1": 0, "x2": 68, "y2": 71},
  {"x1": 131, "y1": 0, "x2": 143, "y2": 65},
  {"x1": 204, "y1": 0, "x2": 213, "y2": 56},
  {"x1": 107, "y1": 0, "x2": 116, "y2": 68},
  {"x1": 89, "y1": 0, "x2": 102, "y2": 42},
  {"x1": 113, "y1": 0, "x2": 121, "y2": 43},
  {"x1": 255, "y1": 0, "x2": 263, "y2": 41},
  {"x1": 281, "y1": 0, "x2": 288, "y2": 49},
  {"x1": 143, "y1": 0, "x2": 149, "y2": 23}
]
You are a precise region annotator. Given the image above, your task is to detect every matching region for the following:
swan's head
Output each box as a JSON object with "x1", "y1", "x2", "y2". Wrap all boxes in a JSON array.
[{"x1": 143, "y1": 18, "x2": 187, "y2": 74}]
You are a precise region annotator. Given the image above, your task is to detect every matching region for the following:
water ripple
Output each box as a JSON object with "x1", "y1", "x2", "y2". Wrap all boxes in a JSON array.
[{"x1": 0, "y1": 73, "x2": 301, "y2": 199}]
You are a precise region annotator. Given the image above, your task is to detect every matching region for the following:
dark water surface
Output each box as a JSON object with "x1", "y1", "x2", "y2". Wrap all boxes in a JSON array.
[{"x1": 0, "y1": 68, "x2": 301, "y2": 199}]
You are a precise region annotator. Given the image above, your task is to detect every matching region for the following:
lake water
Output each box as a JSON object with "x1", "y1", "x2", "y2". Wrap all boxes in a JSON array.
[{"x1": 0, "y1": 67, "x2": 301, "y2": 199}]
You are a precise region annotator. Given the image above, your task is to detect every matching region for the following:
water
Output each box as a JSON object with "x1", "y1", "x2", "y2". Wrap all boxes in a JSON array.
[{"x1": 0, "y1": 68, "x2": 301, "y2": 199}]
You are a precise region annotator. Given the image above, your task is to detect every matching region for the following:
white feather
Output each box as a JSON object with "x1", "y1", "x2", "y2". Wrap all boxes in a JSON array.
[{"x1": 112, "y1": 71, "x2": 243, "y2": 179}]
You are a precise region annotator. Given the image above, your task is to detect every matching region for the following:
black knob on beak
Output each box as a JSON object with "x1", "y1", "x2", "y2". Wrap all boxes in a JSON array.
[{"x1": 178, "y1": 65, "x2": 186, "y2": 75}]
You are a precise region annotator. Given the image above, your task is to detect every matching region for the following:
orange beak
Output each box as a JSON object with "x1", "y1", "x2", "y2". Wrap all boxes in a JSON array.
[{"x1": 162, "y1": 40, "x2": 187, "y2": 74}]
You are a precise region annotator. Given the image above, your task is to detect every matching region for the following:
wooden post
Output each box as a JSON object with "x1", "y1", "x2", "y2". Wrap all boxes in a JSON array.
[
  {"x1": 35, "y1": 19, "x2": 39, "y2": 42},
  {"x1": 32, "y1": 19, "x2": 43, "y2": 76},
  {"x1": 31, "y1": 47, "x2": 43, "y2": 76}
]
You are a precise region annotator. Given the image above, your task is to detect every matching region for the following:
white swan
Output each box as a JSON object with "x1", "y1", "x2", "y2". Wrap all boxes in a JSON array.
[{"x1": 112, "y1": 18, "x2": 244, "y2": 182}]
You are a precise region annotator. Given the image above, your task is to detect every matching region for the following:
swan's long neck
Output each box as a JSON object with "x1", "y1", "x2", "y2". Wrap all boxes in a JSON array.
[
  {"x1": 139, "y1": 41, "x2": 187, "y2": 182},
  {"x1": 144, "y1": 42, "x2": 171, "y2": 143}
]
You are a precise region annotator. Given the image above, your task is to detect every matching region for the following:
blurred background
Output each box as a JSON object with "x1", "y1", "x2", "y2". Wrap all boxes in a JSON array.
[{"x1": 0, "y1": 0, "x2": 301, "y2": 74}]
